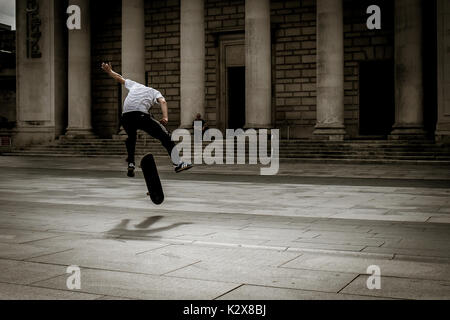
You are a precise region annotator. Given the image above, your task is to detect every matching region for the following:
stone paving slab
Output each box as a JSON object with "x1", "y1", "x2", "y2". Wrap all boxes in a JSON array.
[
  {"x1": 33, "y1": 268, "x2": 240, "y2": 300},
  {"x1": 0, "y1": 282, "x2": 102, "y2": 300},
  {"x1": 26, "y1": 235, "x2": 171, "y2": 255},
  {"x1": 1, "y1": 156, "x2": 450, "y2": 300},
  {"x1": 281, "y1": 254, "x2": 450, "y2": 281},
  {"x1": 0, "y1": 228, "x2": 62, "y2": 244},
  {"x1": 3, "y1": 173, "x2": 448, "y2": 224},
  {"x1": 146, "y1": 244, "x2": 300, "y2": 268},
  {"x1": 0, "y1": 260, "x2": 68, "y2": 285},
  {"x1": 362, "y1": 246, "x2": 450, "y2": 259},
  {"x1": 0, "y1": 243, "x2": 69, "y2": 261},
  {"x1": 217, "y1": 285, "x2": 391, "y2": 300},
  {"x1": 165, "y1": 262, "x2": 357, "y2": 293},
  {"x1": 29, "y1": 246, "x2": 201, "y2": 277},
  {"x1": 341, "y1": 275, "x2": 450, "y2": 300}
]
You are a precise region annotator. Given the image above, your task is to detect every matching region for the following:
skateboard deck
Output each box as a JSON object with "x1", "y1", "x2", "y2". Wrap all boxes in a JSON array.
[{"x1": 140, "y1": 153, "x2": 164, "y2": 205}]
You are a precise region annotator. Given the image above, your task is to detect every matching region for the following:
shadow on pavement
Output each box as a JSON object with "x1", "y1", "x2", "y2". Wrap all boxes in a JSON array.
[{"x1": 105, "y1": 216, "x2": 192, "y2": 240}]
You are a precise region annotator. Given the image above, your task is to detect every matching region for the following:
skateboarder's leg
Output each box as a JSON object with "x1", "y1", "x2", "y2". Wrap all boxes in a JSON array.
[
  {"x1": 140, "y1": 114, "x2": 180, "y2": 165},
  {"x1": 122, "y1": 112, "x2": 139, "y2": 177},
  {"x1": 122, "y1": 112, "x2": 139, "y2": 164}
]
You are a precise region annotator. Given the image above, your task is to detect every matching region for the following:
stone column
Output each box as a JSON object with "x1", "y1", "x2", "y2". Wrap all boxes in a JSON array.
[
  {"x1": 122, "y1": 0, "x2": 146, "y2": 90},
  {"x1": 66, "y1": 0, "x2": 93, "y2": 138},
  {"x1": 390, "y1": 0, "x2": 426, "y2": 140},
  {"x1": 180, "y1": 0, "x2": 205, "y2": 129},
  {"x1": 436, "y1": 0, "x2": 450, "y2": 142},
  {"x1": 313, "y1": 0, "x2": 346, "y2": 141},
  {"x1": 245, "y1": 0, "x2": 272, "y2": 129},
  {"x1": 14, "y1": 0, "x2": 67, "y2": 146},
  {"x1": 118, "y1": 0, "x2": 145, "y2": 136}
]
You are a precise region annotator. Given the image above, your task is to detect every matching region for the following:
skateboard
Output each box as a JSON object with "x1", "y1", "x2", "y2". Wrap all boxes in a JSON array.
[{"x1": 140, "y1": 153, "x2": 164, "y2": 205}]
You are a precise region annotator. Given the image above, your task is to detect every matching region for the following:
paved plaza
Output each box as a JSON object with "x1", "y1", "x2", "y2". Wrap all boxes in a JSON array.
[{"x1": 0, "y1": 156, "x2": 450, "y2": 300}]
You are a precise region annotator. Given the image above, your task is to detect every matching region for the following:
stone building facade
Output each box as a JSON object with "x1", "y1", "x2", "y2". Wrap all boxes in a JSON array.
[{"x1": 9, "y1": 0, "x2": 450, "y2": 146}]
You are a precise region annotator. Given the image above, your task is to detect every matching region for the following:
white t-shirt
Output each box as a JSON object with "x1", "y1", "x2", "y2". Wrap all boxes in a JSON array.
[{"x1": 122, "y1": 79, "x2": 164, "y2": 114}]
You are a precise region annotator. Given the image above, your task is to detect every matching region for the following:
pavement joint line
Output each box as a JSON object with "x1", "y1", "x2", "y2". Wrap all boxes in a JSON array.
[
  {"x1": 292, "y1": 238, "x2": 385, "y2": 248},
  {"x1": 218, "y1": 283, "x2": 391, "y2": 299},
  {"x1": 337, "y1": 274, "x2": 361, "y2": 295},
  {"x1": 279, "y1": 265, "x2": 368, "y2": 277},
  {"x1": 287, "y1": 285, "x2": 409, "y2": 300},
  {"x1": 285, "y1": 247, "x2": 395, "y2": 259},
  {"x1": 276, "y1": 254, "x2": 304, "y2": 268},
  {"x1": 22, "y1": 248, "x2": 75, "y2": 262},
  {"x1": 0, "y1": 257, "x2": 168, "y2": 278},
  {"x1": 18, "y1": 235, "x2": 66, "y2": 245},
  {"x1": 393, "y1": 255, "x2": 450, "y2": 264},
  {"x1": 278, "y1": 265, "x2": 450, "y2": 283},
  {"x1": 212, "y1": 284, "x2": 245, "y2": 300},
  {"x1": 27, "y1": 282, "x2": 127, "y2": 300},
  {"x1": 160, "y1": 260, "x2": 202, "y2": 277},
  {"x1": 0, "y1": 257, "x2": 238, "y2": 284},
  {"x1": 135, "y1": 244, "x2": 174, "y2": 256},
  {"x1": 27, "y1": 272, "x2": 71, "y2": 287},
  {"x1": 94, "y1": 295, "x2": 134, "y2": 300}
]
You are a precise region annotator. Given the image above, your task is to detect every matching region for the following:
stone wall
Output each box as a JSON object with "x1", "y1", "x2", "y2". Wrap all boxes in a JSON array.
[
  {"x1": 91, "y1": 0, "x2": 122, "y2": 138},
  {"x1": 145, "y1": 0, "x2": 181, "y2": 131},
  {"x1": 271, "y1": 0, "x2": 394, "y2": 139},
  {"x1": 271, "y1": 0, "x2": 316, "y2": 139},
  {"x1": 88, "y1": 0, "x2": 398, "y2": 139}
]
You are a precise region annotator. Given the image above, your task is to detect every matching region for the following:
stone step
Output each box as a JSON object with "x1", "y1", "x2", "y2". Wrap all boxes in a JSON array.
[
  {"x1": 7, "y1": 152, "x2": 450, "y2": 162},
  {"x1": 13, "y1": 145, "x2": 449, "y2": 153},
  {"x1": 6, "y1": 138, "x2": 450, "y2": 164},
  {"x1": 19, "y1": 144, "x2": 449, "y2": 152},
  {"x1": 10, "y1": 146, "x2": 450, "y2": 156}
]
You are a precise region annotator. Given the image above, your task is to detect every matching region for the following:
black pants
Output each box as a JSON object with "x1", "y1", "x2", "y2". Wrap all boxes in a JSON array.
[{"x1": 121, "y1": 111, "x2": 179, "y2": 165}]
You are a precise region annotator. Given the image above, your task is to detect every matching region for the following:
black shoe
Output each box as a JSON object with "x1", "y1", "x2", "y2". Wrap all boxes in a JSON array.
[
  {"x1": 175, "y1": 162, "x2": 193, "y2": 173},
  {"x1": 127, "y1": 163, "x2": 136, "y2": 177}
]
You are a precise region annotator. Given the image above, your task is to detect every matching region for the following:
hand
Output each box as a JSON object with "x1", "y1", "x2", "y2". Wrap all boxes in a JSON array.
[
  {"x1": 160, "y1": 117, "x2": 168, "y2": 126},
  {"x1": 101, "y1": 62, "x2": 113, "y2": 73}
]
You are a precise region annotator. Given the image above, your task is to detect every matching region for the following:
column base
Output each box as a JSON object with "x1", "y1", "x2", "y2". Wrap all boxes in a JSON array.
[
  {"x1": 65, "y1": 128, "x2": 96, "y2": 139},
  {"x1": 244, "y1": 123, "x2": 273, "y2": 130},
  {"x1": 435, "y1": 131, "x2": 450, "y2": 144},
  {"x1": 389, "y1": 124, "x2": 427, "y2": 140},
  {"x1": 435, "y1": 123, "x2": 450, "y2": 144},
  {"x1": 12, "y1": 125, "x2": 56, "y2": 147},
  {"x1": 313, "y1": 126, "x2": 346, "y2": 141}
]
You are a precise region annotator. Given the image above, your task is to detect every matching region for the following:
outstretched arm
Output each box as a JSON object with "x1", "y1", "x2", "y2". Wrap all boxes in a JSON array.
[
  {"x1": 101, "y1": 62, "x2": 125, "y2": 85},
  {"x1": 158, "y1": 98, "x2": 169, "y2": 126}
]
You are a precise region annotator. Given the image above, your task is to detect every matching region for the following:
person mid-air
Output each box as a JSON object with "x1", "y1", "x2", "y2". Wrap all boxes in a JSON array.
[{"x1": 101, "y1": 62, "x2": 193, "y2": 177}]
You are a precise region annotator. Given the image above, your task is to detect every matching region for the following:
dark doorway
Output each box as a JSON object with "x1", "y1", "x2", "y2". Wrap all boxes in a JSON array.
[
  {"x1": 359, "y1": 60, "x2": 395, "y2": 136},
  {"x1": 227, "y1": 67, "x2": 245, "y2": 130}
]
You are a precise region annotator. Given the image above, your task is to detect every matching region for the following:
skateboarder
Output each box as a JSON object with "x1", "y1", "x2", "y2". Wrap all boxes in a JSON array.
[{"x1": 101, "y1": 62, "x2": 193, "y2": 177}]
